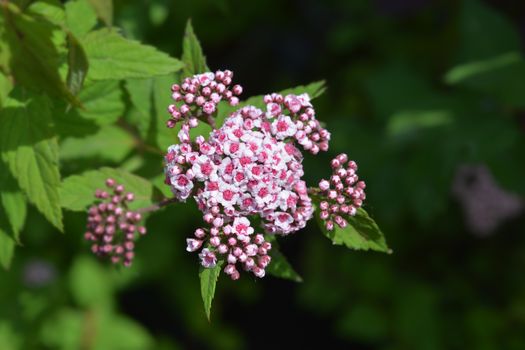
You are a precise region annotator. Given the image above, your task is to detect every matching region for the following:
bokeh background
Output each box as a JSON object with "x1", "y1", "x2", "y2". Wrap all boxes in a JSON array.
[{"x1": 2, "y1": 0, "x2": 525, "y2": 349}]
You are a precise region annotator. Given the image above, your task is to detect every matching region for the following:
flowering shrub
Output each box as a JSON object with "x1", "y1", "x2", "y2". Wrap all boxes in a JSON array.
[{"x1": 0, "y1": 4, "x2": 388, "y2": 319}]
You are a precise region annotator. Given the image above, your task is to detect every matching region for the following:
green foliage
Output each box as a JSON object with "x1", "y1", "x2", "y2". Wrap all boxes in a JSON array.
[
  {"x1": 82, "y1": 28, "x2": 184, "y2": 80},
  {"x1": 60, "y1": 167, "x2": 153, "y2": 211},
  {"x1": 0, "y1": 95, "x2": 63, "y2": 232},
  {"x1": 199, "y1": 262, "x2": 223, "y2": 321},
  {"x1": 267, "y1": 247, "x2": 303, "y2": 282},
  {"x1": 182, "y1": 19, "x2": 209, "y2": 76},
  {"x1": 316, "y1": 206, "x2": 390, "y2": 253}
]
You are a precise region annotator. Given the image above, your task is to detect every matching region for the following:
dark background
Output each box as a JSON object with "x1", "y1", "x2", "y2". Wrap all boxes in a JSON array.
[{"x1": 2, "y1": 0, "x2": 525, "y2": 349}]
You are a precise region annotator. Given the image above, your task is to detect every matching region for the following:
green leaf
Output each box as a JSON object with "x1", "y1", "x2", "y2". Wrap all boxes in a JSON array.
[
  {"x1": 2, "y1": 3, "x2": 78, "y2": 105},
  {"x1": 82, "y1": 29, "x2": 184, "y2": 81},
  {"x1": 125, "y1": 78, "x2": 154, "y2": 139},
  {"x1": 87, "y1": 0, "x2": 113, "y2": 26},
  {"x1": 60, "y1": 167, "x2": 153, "y2": 211},
  {"x1": 445, "y1": 52, "x2": 522, "y2": 84},
  {"x1": 215, "y1": 80, "x2": 326, "y2": 126},
  {"x1": 0, "y1": 169, "x2": 27, "y2": 242},
  {"x1": 0, "y1": 96, "x2": 63, "y2": 231},
  {"x1": 267, "y1": 244, "x2": 303, "y2": 282},
  {"x1": 66, "y1": 33, "x2": 89, "y2": 96},
  {"x1": 64, "y1": 80, "x2": 124, "y2": 125},
  {"x1": 199, "y1": 261, "x2": 223, "y2": 321},
  {"x1": 0, "y1": 71, "x2": 13, "y2": 108},
  {"x1": 182, "y1": 19, "x2": 209, "y2": 76},
  {"x1": 457, "y1": 0, "x2": 521, "y2": 63},
  {"x1": 316, "y1": 206, "x2": 391, "y2": 253},
  {"x1": 0, "y1": 321, "x2": 21, "y2": 349},
  {"x1": 69, "y1": 256, "x2": 113, "y2": 307},
  {"x1": 60, "y1": 125, "x2": 134, "y2": 162},
  {"x1": 65, "y1": 0, "x2": 97, "y2": 38},
  {"x1": 0, "y1": 216, "x2": 16, "y2": 270}
]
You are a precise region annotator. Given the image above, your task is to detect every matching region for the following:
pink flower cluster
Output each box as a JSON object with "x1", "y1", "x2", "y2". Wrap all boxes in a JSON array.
[
  {"x1": 84, "y1": 179, "x2": 147, "y2": 267},
  {"x1": 264, "y1": 93, "x2": 331, "y2": 154},
  {"x1": 166, "y1": 70, "x2": 242, "y2": 141},
  {"x1": 317, "y1": 154, "x2": 366, "y2": 231}
]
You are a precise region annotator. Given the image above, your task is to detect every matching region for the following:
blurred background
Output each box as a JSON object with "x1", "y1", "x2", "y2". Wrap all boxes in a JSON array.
[{"x1": 2, "y1": 0, "x2": 525, "y2": 349}]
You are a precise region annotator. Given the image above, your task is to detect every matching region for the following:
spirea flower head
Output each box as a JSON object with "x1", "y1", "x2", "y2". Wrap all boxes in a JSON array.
[
  {"x1": 84, "y1": 178, "x2": 147, "y2": 267},
  {"x1": 162, "y1": 70, "x2": 367, "y2": 280},
  {"x1": 317, "y1": 153, "x2": 366, "y2": 231}
]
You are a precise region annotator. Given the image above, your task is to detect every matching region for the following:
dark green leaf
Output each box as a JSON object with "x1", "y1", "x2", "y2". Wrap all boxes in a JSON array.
[
  {"x1": 60, "y1": 167, "x2": 153, "y2": 211},
  {"x1": 0, "y1": 96, "x2": 63, "y2": 231},
  {"x1": 66, "y1": 33, "x2": 89, "y2": 96},
  {"x1": 267, "y1": 244, "x2": 303, "y2": 282},
  {"x1": 182, "y1": 19, "x2": 209, "y2": 76},
  {"x1": 0, "y1": 71, "x2": 13, "y2": 108},
  {"x1": 125, "y1": 78, "x2": 154, "y2": 139},
  {"x1": 82, "y1": 29, "x2": 184, "y2": 80},
  {"x1": 199, "y1": 261, "x2": 223, "y2": 321},
  {"x1": 0, "y1": 207, "x2": 16, "y2": 270},
  {"x1": 316, "y1": 206, "x2": 391, "y2": 253},
  {"x1": 69, "y1": 256, "x2": 113, "y2": 307}
]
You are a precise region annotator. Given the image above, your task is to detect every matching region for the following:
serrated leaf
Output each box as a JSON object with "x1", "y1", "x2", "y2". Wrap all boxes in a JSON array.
[
  {"x1": 60, "y1": 80, "x2": 124, "y2": 125},
  {"x1": 0, "y1": 96, "x2": 63, "y2": 231},
  {"x1": 66, "y1": 33, "x2": 89, "y2": 96},
  {"x1": 60, "y1": 125, "x2": 134, "y2": 162},
  {"x1": 65, "y1": 0, "x2": 97, "y2": 38},
  {"x1": 182, "y1": 19, "x2": 209, "y2": 76},
  {"x1": 60, "y1": 167, "x2": 153, "y2": 211},
  {"x1": 316, "y1": 206, "x2": 390, "y2": 253},
  {"x1": 215, "y1": 80, "x2": 326, "y2": 127},
  {"x1": 2, "y1": 3, "x2": 78, "y2": 105},
  {"x1": 267, "y1": 245, "x2": 303, "y2": 282},
  {"x1": 87, "y1": 0, "x2": 113, "y2": 26},
  {"x1": 0, "y1": 168, "x2": 26, "y2": 242},
  {"x1": 82, "y1": 29, "x2": 184, "y2": 81},
  {"x1": 199, "y1": 261, "x2": 223, "y2": 321}
]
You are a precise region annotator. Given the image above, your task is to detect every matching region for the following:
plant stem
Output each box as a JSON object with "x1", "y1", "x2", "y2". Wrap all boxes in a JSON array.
[{"x1": 137, "y1": 197, "x2": 179, "y2": 213}]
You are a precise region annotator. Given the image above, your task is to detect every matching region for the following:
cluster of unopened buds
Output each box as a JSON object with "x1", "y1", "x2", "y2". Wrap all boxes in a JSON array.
[
  {"x1": 163, "y1": 70, "x2": 365, "y2": 280},
  {"x1": 84, "y1": 179, "x2": 147, "y2": 267},
  {"x1": 317, "y1": 154, "x2": 366, "y2": 231}
]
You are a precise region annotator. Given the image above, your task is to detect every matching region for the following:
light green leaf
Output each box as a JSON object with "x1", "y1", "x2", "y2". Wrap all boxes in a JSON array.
[
  {"x1": 125, "y1": 78, "x2": 154, "y2": 139},
  {"x1": 87, "y1": 0, "x2": 113, "y2": 26},
  {"x1": 266, "y1": 242, "x2": 303, "y2": 282},
  {"x1": 60, "y1": 125, "x2": 134, "y2": 162},
  {"x1": 0, "y1": 96, "x2": 63, "y2": 231},
  {"x1": 27, "y1": 0, "x2": 66, "y2": 27},
  {"x1": 2, "y1": 3, "x2": 78, "y2": 105},
  {"x1": 0, "y1": 321, "x2": 21, "y2": 349},
  {"x1": 0, "y1": 169, "x2": 26, "y2": 242},
  {"x1": 69, "y1": 80, "x2": 125, "y2": 125},
  {"x1": 316, "y1": 206, "x2": 391, "y2": 253},
  {"x1": 445, "y1": 52, "x2": 522, "y2": 84},
  {"x1": 182, "y1": 19, "x2": 209, "y2": 76},
  {"x1": 387, "y1": 110, "x2": 453, "y2": 137},
  {"x1": 0, "y1": 71, "x2": 13, "y2": 108},
  {"x1": 216, "y1": 80, "x2": 326, "y2": 126},
  {"x1": 60, "y1": 167, "x2": 153, "y2": 211},
  {"x1": 199, "y1": 261, "x2": 223, "y2": 321},
  {"x1": 69, "y1": 256, "x2": 113, "y2": 307},
  {"x1": 82, "y1": 29, "x2": 184, "y2": 80},
  {"x1": 66, "y1": 33, "x2": 89, "y2": 96},
  {"x1": 65, "y1": 0, "x2": 97, "y2": 38}
]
